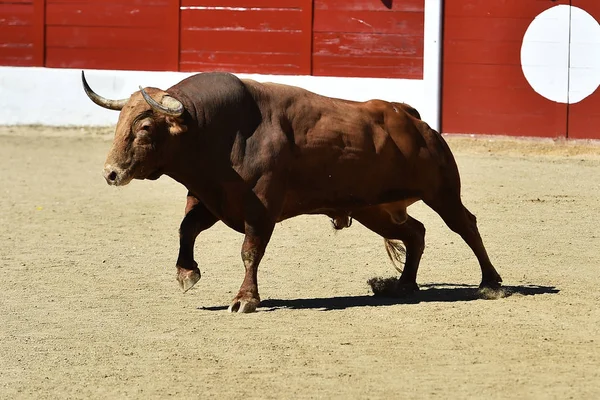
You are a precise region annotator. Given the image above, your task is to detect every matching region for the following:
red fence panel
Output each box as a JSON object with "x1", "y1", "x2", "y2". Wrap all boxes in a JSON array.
[
  {"x1": 568, "y1": 0, "x2": 600, "y2": 139},
  {"x1": 179, "y1": 0, "x2": 312, "y2": 75},
  {"x1": 441, "y1": 0, "x2": 570, "y2": 137},
  {"x1": 312, "y1": 0, "x2": 424, "y2": 79},
  {"x1": 0, "y1": 0, "x2": 43, "y2": 66},
  {"x1": 44, "y1": 0, "x2": 179, "y2": 71}
]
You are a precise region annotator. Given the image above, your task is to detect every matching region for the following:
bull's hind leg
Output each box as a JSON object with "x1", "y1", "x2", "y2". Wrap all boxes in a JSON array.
[
  {"x1": 354, "y1": 206, "x2": 426, "y2": 293},
  {"x1": 176, "y1": 192, "x2": 218, "y2": 292},
  {"x1": 424, "y1": 192, "x2": 502, "y2": 288}
]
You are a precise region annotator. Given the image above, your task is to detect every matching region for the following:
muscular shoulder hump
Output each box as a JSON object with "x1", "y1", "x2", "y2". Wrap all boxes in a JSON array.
[
  {"x1": 168, "y1": 72, "x2": 260, "y2": 130},
  {"x1": 392, "y1": 102, "x2": 421, "y2": 120}
]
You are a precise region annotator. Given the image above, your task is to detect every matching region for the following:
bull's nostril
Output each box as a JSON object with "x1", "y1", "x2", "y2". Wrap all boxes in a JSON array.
[{"x1": 108, "y1": 171, "x2": 117, "y2": 181}]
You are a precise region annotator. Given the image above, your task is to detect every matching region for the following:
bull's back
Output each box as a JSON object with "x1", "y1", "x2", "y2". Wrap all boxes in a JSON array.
[
  {"x1": 242, "y1": 81, "x2": 456, "y2": 214},
  {"x1": 278, "y1": 97, "x2": 436, "y2": 213}
]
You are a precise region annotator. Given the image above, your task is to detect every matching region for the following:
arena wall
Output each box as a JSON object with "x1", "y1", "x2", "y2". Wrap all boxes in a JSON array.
[
  {"x1": 441, "y1": 0, "x2": 600, "y2": 139},
  {"x1": 1, "y1": 0, "x2": 599, "y2": 139},
  {"x1": 0, "y1": 0, "x2": 441, "y2": 128}
]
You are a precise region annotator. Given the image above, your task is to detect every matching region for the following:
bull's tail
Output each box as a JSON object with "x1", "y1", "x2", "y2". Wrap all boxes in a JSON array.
[{"x1": 384, "y1": 239, "x2": 406, "y2": 273}]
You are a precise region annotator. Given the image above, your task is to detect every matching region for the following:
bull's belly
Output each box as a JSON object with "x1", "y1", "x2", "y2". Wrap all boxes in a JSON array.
[{"x1": 278, "y1": 185, "x2": 422, "y2": 221}]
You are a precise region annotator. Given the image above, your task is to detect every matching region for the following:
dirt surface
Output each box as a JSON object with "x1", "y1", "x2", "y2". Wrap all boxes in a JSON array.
[{"x1": 1, "y1": 126, "x2": 599, "y2": 399}]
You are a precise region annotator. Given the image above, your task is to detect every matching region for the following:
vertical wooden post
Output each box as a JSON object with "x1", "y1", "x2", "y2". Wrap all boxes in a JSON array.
[
  {"x1": 32, "y1": 0, "x2": 45, "y2": 66},
  {"x1": 300, "y1": 0, "x2": 313, "y2": 75},
  {"x1": 167, "y1": 0, "x2": 181, "y2": 71}
]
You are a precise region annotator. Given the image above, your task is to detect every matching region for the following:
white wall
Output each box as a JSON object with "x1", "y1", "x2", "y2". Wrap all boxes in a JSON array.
[{"x1": 0, "y1": 0, "x2": 442, "y2": 130}]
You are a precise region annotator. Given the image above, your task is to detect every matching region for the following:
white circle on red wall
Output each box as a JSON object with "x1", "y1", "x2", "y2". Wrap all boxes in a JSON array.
[{"x1": 520, "y1": 5, "x2": 600, "y2": 104}]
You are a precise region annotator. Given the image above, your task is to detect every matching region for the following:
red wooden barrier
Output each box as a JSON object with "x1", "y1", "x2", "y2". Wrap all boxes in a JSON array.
[
  {"x1": 312, "y1": 0, "x2": 424, "y2": 79},
  {"x1": 568, "y1": 0, "x2": 600, "y2": 140},
  {"x1": 179, "y1": 0, "x2": 312, "y2": 75},
  {"x1": 0, "y1": 0, "x2": 42, "y2": 66},
  {"x1": 44, "y1": 0, "x2": 179, "y2": 71},
  {"x1": 441, "y1": 0, "x2": 570, "y2": 138}
]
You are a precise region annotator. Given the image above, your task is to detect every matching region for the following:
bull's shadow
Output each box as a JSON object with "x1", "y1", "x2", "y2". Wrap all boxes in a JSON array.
[{"x1": 198, "y1": 284, "x2": 559, "y2": 312}]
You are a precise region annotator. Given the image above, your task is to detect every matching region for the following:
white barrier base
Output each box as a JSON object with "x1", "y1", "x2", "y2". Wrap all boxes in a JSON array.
[{"x1": 0, "y1": 67, "x2": 438, "y2": 130}]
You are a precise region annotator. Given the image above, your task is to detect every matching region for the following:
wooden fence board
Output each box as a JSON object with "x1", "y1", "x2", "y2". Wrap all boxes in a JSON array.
[
  {"x1": 180, "y1": 1, "x2": 310, "y2": 74},
  {"x1": 312, "y1": 0, "x2": 424, "y2": 79},
  {"x1": 45, "y1": 0, "x2": 178, "y2": 71},
  {"x1": 0, "y1": 1, "x2": 38, "y2": 66}
]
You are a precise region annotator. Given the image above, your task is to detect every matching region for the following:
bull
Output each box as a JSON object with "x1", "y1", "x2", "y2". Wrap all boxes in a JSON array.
[{"x1": 82, "y1": 71, "x2": 502, "y2": 313}]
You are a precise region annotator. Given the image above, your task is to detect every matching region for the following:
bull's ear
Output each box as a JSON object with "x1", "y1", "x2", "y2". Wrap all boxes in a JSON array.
[{"x1": 166, "y1": 116, "x2": 187, "y2": 135}]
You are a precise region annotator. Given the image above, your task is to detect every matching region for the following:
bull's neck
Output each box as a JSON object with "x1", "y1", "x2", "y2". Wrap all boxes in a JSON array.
[{"x1": 162, "y1": 128, "x2": 234, "y2": 196}]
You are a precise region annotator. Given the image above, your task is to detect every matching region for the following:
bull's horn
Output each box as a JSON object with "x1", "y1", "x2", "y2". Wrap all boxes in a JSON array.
[
  {"x1": 139, "y1": 86, "x2": 184, "y2": 117},
  {"x1": 81, "y1": 71, "x2": 128, "y2": 111}
]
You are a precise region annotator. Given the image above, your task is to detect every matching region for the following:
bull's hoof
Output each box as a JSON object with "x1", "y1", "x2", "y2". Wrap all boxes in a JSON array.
[
  {"x1": 478, "y1": 279, "x2": 506, "y2": 299},
  {"x1": 479, "y1": 278, "x2": 502, "y2": 290},
  {"x1": 228, "y1": 295, "x2": 260, "y2": 313},
  {"x1": 176, "y1": 266, "x2": 201, "y2": 292},
  {"x1": 368, "y1": 276, "x2": 419, "y2": 297},
  {"x1": 397, "y1": 282, "x2": 420, "y2": 294},
  {"x1": 477, "y1": 285, "x2": 507, "y2": 300}
]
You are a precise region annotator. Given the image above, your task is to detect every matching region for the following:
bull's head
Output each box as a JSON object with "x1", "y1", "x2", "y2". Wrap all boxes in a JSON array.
[{"x1": 82, "y1": 71, "x2": 187, "y2": 186}]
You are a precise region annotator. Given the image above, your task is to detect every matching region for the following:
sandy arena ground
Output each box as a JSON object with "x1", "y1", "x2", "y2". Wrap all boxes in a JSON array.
[{"x1": 1, "y1": 126, "x2": 599, "y2": 399}]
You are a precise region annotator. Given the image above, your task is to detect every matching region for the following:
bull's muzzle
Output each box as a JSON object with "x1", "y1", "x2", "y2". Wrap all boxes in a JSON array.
[{"x1": 103, "y1": 165, "x2": 124, "y2": 186}]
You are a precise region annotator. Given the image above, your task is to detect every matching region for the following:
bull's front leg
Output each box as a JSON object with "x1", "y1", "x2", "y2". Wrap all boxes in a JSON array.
[
  {"x1": 228, "y1": 173, "x2": 281, "y2": 313},
  {"x1": 176, "y1": 192, "x2": 218, "y2": 292},
  {"x1": 228, "y1": 223, "x2": 274, "y2": 313}
]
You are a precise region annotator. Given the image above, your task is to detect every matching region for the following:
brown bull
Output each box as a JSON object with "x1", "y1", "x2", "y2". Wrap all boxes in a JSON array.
[{"x1": 82, "y1": 71, "x2": 502, "y2": 313}]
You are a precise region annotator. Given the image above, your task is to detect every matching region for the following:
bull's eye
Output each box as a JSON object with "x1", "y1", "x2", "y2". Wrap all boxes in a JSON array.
[{"x1": 139, "y1": 121, "x2": 152, "y2": 132}]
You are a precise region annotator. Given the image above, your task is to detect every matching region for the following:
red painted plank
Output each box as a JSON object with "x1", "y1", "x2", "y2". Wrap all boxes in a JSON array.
[
  {"x1": 181, "y1": 0, "x2": 304, "y2": 8},
  {"x1": 181, "y1": 61, "x2": 302, "y2": 75},
  {"x1": 445, "y1": 0, "x2": 569, "y2": 18},
  {"x1": 314, "y1": 0, "x2": 424, "y2": 12},
  {"x1": 181, "y1": 8, "x2": 303, "y2": 31},
  {"x1": 442, "y1": 64, "x2": 567, "y2": 137},
  {"x1": 0, "y1": 25, "x2": 34, "y2": 43},
  {"x1": 444, "y1": 40, "x2": 523, "y2": 66},
  {"x1": 444, "y1": 113, "x2": 567, "y2": 138},
  {"x1": 441, "y1": 0, "x2": 570, "y2": 137},
  {"x1": 444, "y1": 83, "x2": 560, "y2": 118},
  {"x1": 569, "y1": 97, "x2": 600, "y2": 139},
  {"x1": 0, "y1": 2, "x2": 36, "y2": 66},
  {"x1": 311, "y1": 1, "x2": 424, "y2": 79},
  {"x1": 180, "y1": 49, "x2": 304, "y2": 74},
  {"x1": 46, "y1": 26, "x2": 171, "y2": 50},
  {"x1": 46, "y1": 47, "x2": 174, "y2": 71},
  {"x1": 569, "y1": 0, "x2": 600, "y2": 139},
  {"x1": 0, "y1": 46, "x2": 34, "y2": 64},
  {"x1": 572, "y1": 0, "x2": 600, "y2": 15},
  {"x1": 181, "y1": 29, "x2": 303, "y2": 53},
  {"x1": 46, "y1": 0, "x2": 169, "y2": 5},
  {"x1": 32, "y1": 0, "x2": 44, "y2": 65},
  {"x1": 313, "y1": 55, "x2": 423, "y2": 79},
  {"x1": 0, "y1": 4, "x2": 33, "y2": 26},
  {"x1": 0, "y1": 0, "x2": 31, "y2": 4},
  {"x1": 313, "y1": 32, "x2": 423, "y2": 58},
  {"x1": 299, "y1": 0, "x2": 312, "y2": 74},
  {"x1": 312, "y1": 32, "x2": 423, "y2": 79},
  {"x1": 46, "y1": 3, "x2": 170, "y2": 28},
  {"x1": 443, "y1": 63, "x2": 532, "y2": 90},
  {"x1": 444, "y1": 16, "x2": 531, "y2": 42},
  {"x1": 0, "y1": 46, "x2": 33, "y2": 55},
  {"x1": 179, "y1": 0, "x2": 311, "y2": 74},
  {"x1": 181, "y1": 50, "x2": 303, "y2": 66},
  {"x1": 165, "y1": 0, "x2": 179, "y2": 71},
  {"x1": 313, "y1": 9, "x2": 423, "y2": 34}
]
